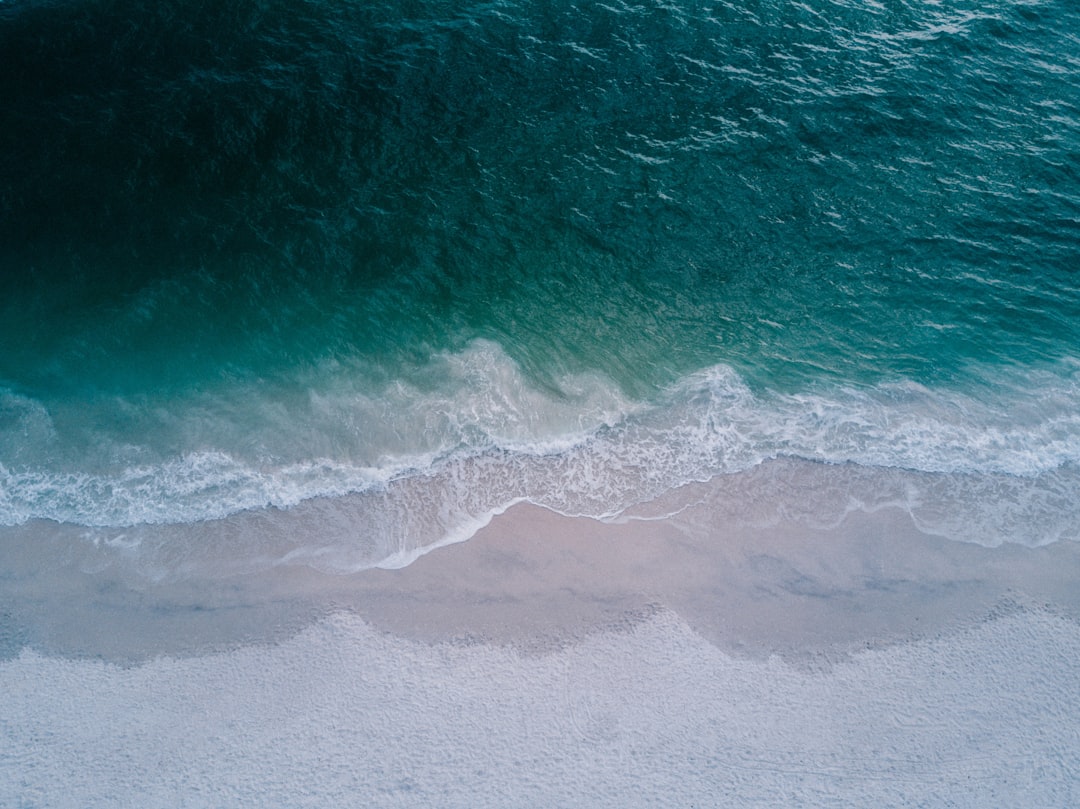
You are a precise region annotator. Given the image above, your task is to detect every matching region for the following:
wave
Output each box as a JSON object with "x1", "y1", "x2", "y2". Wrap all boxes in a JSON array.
[{"x1": 3, "y1": 341, "x2": 1079, "y2": 560}]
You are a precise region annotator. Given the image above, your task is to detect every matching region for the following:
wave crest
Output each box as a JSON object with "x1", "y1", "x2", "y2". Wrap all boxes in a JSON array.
[{"x1": 3, "y1": 344, "x2": 1079, "y2": 562}]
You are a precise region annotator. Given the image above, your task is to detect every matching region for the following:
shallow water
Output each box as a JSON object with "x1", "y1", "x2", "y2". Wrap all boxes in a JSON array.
[{"x1": 2, "y1": 0, "x2": 1079, "y2": 568}]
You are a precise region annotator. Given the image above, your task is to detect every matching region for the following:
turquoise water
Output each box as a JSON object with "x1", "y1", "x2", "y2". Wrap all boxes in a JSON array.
[{"x1": 2, "y1": 0, "x2": 1079, "y2": 564}]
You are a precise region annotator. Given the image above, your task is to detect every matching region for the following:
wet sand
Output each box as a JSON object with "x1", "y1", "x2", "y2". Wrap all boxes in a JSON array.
[{"x1": 2, "y1": 483, "x2": 1079, "y2": 664}]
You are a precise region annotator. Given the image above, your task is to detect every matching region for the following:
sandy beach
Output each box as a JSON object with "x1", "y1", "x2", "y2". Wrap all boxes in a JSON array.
[
  {"x1": 3, "y1": 466, "x2": 1079, "y2": 807},
  {"x1": 6, "y1": 0, "x2": 1080, "y2": 804}
]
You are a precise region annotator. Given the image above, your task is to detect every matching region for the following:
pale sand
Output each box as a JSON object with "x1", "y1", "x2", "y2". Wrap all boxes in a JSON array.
[
  {"x1": 2, "y1": 474, "x2": 1080, "y2": 806},
  {"x1": 2, "y1": 483, "x2": 1078, "y2": 662}
]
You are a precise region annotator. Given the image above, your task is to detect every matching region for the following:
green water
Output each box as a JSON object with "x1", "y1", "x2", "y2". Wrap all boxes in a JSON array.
[{"x1": 1, "y1": 0, "x2": 1079, "y2": 533}]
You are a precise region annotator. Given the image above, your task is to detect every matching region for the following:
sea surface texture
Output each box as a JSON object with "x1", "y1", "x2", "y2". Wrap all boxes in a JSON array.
[{"x1": 2, "y1": 0, "x2": 1079, "y2": 572}]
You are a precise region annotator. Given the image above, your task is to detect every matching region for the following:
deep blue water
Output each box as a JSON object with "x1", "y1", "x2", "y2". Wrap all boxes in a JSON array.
[{"x1": 2, "y1": 0, "x2": 1079, "y2": 566}]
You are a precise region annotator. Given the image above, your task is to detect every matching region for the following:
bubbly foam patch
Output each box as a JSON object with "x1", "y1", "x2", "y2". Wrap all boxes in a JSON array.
[{"x1": 2, "y1": 344, "x2": 1079, "y2": 563}]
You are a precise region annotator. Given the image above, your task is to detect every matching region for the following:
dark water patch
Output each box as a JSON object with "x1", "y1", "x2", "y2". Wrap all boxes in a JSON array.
[{"x1": 3, "y1": 1, "x2": 1078, "y2": 395}]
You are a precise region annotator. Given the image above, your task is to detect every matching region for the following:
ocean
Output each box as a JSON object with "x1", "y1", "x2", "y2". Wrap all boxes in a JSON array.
[{"x1": 2, "y1": 0, "x2": 1079, "y2": 576}]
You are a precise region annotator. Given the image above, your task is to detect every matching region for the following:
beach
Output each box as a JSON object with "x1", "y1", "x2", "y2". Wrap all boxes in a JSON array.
[
  {"x1": 4, "y1": 0, "x2": 1080, "y2": 804},
  {"x1": 4, "y1": 466, "x2": 1079, "y2": 807}
]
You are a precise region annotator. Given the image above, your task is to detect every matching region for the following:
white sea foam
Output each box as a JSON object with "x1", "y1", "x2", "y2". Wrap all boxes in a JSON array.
[{"x1": 2, "y1": 342, "x2": 1079, "y2": 561}]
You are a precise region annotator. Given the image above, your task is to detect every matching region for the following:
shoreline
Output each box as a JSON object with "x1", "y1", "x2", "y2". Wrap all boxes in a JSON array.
[{"x1": 2, "y1": 472, "x2": 1078, "y2": 663}]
